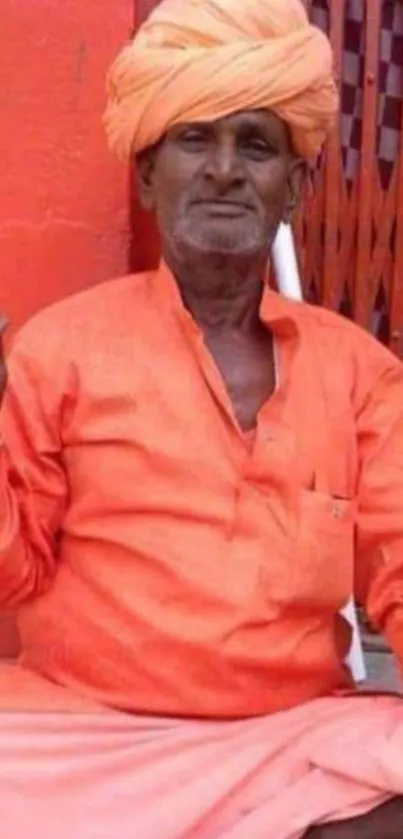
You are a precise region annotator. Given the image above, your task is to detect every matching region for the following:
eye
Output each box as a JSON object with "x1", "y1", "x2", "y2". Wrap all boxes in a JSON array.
[
  {"x1": 239, "y1": 135, "x2": 276, "y2": 160},
  {"x1": 176, "y1": 128, "x2": 209, "y2": 151}
]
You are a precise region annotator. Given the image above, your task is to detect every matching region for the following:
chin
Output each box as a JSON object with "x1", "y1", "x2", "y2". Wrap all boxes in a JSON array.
[{"x1": 174, "y1": 228, "x2": 265, "y2": 260}]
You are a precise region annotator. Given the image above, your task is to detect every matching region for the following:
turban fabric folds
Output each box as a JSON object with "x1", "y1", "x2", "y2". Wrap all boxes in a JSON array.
[{"x1": 104, "y1": 0, "x2": 339, "y2": 161}]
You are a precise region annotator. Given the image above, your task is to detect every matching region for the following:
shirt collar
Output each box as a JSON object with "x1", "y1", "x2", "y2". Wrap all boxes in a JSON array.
[{"x1": 152, "y1": 259, "x2": 303, "y2": 340}]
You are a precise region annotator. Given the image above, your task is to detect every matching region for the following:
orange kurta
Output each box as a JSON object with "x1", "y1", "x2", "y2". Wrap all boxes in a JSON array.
[{"x1": 0, "y1": 262, "x2": 403, "y2": 717}]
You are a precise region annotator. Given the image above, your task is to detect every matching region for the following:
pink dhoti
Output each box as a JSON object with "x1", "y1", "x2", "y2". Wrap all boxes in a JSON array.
[{"x1": 0, "y1": 665, "x2": 402, "y2": 838}]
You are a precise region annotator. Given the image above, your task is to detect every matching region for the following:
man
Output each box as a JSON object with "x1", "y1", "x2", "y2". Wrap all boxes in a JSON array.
[{"x1": 0, "y1": 0, "x2": 402, "y2": 836}]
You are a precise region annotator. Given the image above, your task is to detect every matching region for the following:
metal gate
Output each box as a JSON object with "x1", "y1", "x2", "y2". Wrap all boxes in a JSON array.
[{"x1": 296, "y1": 0, "x2": 403, "y2": 355}]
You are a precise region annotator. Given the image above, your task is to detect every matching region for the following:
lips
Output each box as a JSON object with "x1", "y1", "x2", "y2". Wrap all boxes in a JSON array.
[{"x1": 191, "y1": 199, "x2": 254, "y2": 216}]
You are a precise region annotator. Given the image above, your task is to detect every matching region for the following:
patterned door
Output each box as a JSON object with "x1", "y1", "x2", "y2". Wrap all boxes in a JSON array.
[{"x1": 296, "y1": 0, "x2": 403, "y2": 357}]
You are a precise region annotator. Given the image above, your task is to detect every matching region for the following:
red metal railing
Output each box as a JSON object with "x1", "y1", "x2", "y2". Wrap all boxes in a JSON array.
[{"x1": 299, "y1": 0, "x2": 403, "y2": 355}]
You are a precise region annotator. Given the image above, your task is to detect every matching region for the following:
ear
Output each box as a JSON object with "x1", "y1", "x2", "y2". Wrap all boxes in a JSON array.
[
  {"x1": 136, "y1": 147, "x2": 158, "y2": 211},
  {"x1": 283, "y1": 157, "x2": 306, "y2": 224}
]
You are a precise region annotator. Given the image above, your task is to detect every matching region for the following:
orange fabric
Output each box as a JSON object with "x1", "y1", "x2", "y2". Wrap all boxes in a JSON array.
[
  {"x1": 0, "y1": 262, "x2": 403, "y2": 718},
  {"x1": 243, "y1": 428, "x2": 257, "y2": 451},
  {"x1": 104, "y1": 0, "x2": 338, "y2": 161},
  {"x1": 0, "y1": 663, "x2": 106, "y2": 713},
  {"x1": 0, "y1": 692, "x2": 403, "y2": 838}
]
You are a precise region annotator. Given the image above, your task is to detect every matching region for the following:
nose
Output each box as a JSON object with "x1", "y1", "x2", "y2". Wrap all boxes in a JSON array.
[{"x1": 203, "y1": 137, "x2": 245, "y2": 192}]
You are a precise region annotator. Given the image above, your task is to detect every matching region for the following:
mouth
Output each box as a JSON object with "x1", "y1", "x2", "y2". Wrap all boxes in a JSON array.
[{"x1": 191, "y1": 199, "x2": 254, "y2": 217}]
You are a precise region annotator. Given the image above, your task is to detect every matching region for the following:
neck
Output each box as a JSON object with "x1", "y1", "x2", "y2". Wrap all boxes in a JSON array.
[{"x1": 165, "y1": 251, "x2": 268, "y2": 334}]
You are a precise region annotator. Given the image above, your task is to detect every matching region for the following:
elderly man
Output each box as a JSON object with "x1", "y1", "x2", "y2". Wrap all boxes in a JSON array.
[{"x1": 0, "y1": 0, "x2": 403, "y2": 836}]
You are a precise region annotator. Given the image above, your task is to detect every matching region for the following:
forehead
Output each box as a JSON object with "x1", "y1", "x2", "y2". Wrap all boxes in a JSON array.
[{"x1": 170, "y1": 109, "x2": 290, "y2": 145}]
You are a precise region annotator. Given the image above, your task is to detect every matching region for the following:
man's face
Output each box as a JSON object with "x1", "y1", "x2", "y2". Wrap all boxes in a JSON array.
[{"x1": 137, "y1": 110, "x2": 302, "y2": 262}]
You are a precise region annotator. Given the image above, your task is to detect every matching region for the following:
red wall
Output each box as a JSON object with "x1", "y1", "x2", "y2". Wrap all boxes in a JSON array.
[
  {"x1": 130, "y1": 0, "x2": 161, "y2": 273},
  {"x1": 0, "y1": 0, "x2": 134, "y2": 334},
  {"x1": 0, "y1": 0, "x2": 134, "y2": 655}
]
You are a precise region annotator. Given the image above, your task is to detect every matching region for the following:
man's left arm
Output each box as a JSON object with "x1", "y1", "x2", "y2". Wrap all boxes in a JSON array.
[{"x1": 355, "y1": 340, "x2": 403, "y2": 667}]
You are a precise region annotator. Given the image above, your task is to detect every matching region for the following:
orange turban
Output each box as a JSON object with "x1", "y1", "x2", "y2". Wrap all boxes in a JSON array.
[{"x1": 104, "y1": 0, "x2": 338, "y2": 161}]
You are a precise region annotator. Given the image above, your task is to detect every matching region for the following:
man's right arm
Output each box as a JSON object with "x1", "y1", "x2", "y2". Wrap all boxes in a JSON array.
[{"x1": 0, "y1": 317, "x2": 68, "y2": 606}]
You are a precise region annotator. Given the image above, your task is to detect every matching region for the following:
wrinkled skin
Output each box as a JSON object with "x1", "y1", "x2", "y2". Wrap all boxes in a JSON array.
[
  {"x1": 137, "y1": 109, "x2": 304, "y2": 431},
  {"x1": 137, "y1": 110, "x2": 302, "y2": 273}
]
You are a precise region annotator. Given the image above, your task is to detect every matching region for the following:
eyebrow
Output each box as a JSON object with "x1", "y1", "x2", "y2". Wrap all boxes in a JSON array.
[
  {"x1": 172, "y1": 117, "x2": 290, "y2": 149},
  {"x1": 237, "y1": 117, "x2": 290, "y2": 147}
]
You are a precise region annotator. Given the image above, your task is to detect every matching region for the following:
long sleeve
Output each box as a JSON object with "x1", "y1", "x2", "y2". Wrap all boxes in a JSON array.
[
  {"x1": 0, "y1": 322, "x2": 68, "y2": 606},
  {"x1": 354, "y1": 336, "x2": 403, "y2": 666}
]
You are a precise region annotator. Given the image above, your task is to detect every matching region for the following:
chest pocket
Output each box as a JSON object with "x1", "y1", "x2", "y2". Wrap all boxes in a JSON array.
[
  {"x1": 284, "y1": 338, "x2": 358, "y2": 610},
  {"x1": 290, "y1": 488, "x2": 356, "y2": 610}
]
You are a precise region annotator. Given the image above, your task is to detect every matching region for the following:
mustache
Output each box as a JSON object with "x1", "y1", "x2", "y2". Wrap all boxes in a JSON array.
[{"x1": 188, "y1": 196, "x2": 257, "y2": 210}]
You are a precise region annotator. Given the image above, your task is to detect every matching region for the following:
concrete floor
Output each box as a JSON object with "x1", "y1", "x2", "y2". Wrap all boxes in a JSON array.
[{"x1": 363, "y1": 650, "x2": 401, "y2": 692}]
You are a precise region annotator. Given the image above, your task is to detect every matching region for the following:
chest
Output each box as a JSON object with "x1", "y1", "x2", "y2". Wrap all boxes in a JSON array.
[
  {"x1": 62, "y1": 326, "x2": 356, "y2": 508},
  {"x1": 203, "y1": 330, "x2": 276, "y2": 432}
]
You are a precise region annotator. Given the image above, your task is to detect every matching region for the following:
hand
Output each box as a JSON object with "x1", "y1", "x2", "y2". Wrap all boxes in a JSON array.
[{"x1": 0, "y1": 316, "x2": 8, "y2": 407}]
